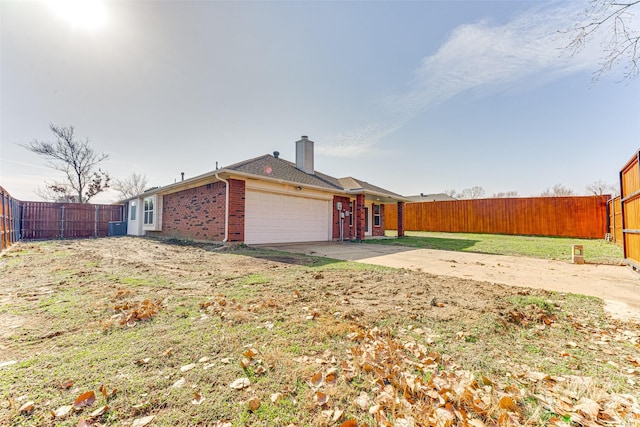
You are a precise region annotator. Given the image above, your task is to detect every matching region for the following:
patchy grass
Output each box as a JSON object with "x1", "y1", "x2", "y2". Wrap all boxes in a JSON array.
[
  {"x1": 0, "y1": 238, "x2": 638, "y2": 426},
  {"x1": 374, "y1": 231, "x2": 624, "y2": 264}
]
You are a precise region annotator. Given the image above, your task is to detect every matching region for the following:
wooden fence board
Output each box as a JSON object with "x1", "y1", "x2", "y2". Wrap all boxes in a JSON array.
[
  {"x1": 608, "y1": 197, "x2": 622, "y2": 246},
  {"x1": 385, "y1": 195, "x2": 609, "y2": 239},
  {"x1": 620, "y1": 150, "x2": 640, "y2": 268},
  {"x1": 0, "y1": 186, "x2": 20, "y2": 251},
  {"x1": 20, "y1": 202, "x2": 123, "y2": 239}
]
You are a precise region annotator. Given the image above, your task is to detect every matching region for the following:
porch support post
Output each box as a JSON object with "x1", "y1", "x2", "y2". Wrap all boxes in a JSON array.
[
  {"x1": 397, "y1": 201, "x2": 405, "y2": 237},
  {"x1": 356, "y1": 193, "x2": 365, "y2": 241}
]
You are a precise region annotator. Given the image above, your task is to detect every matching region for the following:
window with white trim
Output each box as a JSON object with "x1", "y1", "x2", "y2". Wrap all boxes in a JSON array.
[
  {"x1": 373, "y1": 204, "x2": 381, "y2": 227},
  {"x1": 143, "y1": 197, "x2": 154, "y2": 226},
  {"x1": 130, "y1": 201, "x2": 137, "y2": 221}
]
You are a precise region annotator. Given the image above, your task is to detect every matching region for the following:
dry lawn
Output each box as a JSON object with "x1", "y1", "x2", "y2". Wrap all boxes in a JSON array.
[{"x1": 0, "y1": 237, "x2": 639, "y2": 426}]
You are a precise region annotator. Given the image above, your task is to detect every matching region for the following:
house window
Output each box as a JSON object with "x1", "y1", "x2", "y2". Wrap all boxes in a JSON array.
[
  {"x1": 144, "y1": 197, "x2": 154, "y2": 225},
  {"x1": 130, "y1": 201, "x2": 137, "y2": 221},
  {"x1": 349, "y1": 202, "x2": 353, "y2": 226},
  {"x1": 373, "y1": 204, "x2": 381, "y2": 227}
]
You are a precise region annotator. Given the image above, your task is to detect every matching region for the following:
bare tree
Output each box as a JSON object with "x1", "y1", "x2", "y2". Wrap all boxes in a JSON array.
[
  {"x1": 35, "y1": 186, "x2": 76, "y2": 203},
  {"x1": 458, "y1": 186, "x2": 486, "y2": 199},
  {"x1": 492, "y1": 191, "x2": 519, "y2": 198},
  {"x1": 541, "y1": 183, "x2": 575, "y2": 197},
  {"x1": 443, "y1": 188, "x2": 457, "y2": 198},
  {"x1": 112, "y1": 173, "x2": 148, "y2": 200},
  {"x1": 586, "y1": 179, "x2": 618, "y2": 195},
  {"x1": 21, "y1": 124, "x2": 110, "y2": 203},
  {"x1": 564, "y1": 0, "x2": 640, "y2": 80}
]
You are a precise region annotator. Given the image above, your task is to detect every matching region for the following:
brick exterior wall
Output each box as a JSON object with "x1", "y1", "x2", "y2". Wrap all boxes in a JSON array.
[
  {"x1": 332, "y1": 195, "x2": 354, "y2": 240},
  {"x1": 227, "y1": 179, "x2": 245, "y2": 242},
  {"x1": 355, "y1": 194, "x2": 365, "y2": 241},
  {"x1": 158, "y1": 182, "x2": 226, "y2": 241},
  {"x1": 372, "y1": 203, "x2": 385, "y2": 237},
  {"x1": 397, "y1": 201, "x2": 405, "y2": 237},
  {"x1": 150, "y1": 177, "x2": 393, "y2": 243}
]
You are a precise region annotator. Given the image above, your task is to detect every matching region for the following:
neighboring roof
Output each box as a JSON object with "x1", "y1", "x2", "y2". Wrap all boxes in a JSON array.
[
  {"x1": 130, "y1": 153, "x2": 408, "y2": 203},
  {"x1": 406, "y1": 193, "x2": 457, "y2": 202}
]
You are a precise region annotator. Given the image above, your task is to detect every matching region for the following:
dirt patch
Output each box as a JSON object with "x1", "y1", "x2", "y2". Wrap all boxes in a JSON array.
[
  {"x1": 262, "y1": 242, "x2": 640, "y2": 322},
  {"x1": 0, "y1": 237, "x2": 547, "y2": 361}
]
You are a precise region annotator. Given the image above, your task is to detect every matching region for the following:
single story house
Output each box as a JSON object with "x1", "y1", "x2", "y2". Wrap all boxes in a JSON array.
[{"x1": 124, "y1": 136, "x2": 407, "y2": 244}]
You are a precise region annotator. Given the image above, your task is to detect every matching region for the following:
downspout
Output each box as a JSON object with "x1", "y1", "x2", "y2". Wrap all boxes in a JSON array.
[{"x1": 215, "y1": 173, "x2": 229, "y2": 242}]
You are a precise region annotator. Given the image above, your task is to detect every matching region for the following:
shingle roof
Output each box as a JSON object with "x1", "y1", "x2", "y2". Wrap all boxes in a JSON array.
[
  {"x1": 225, "y1": 154, "x2": 343, "y2": 191},
  {"x1": 225, "y1": 154, "x2": 403, "y2": 199},
  {"x1": 337, "y1": 177, "x2": 405, "y2": 199}
]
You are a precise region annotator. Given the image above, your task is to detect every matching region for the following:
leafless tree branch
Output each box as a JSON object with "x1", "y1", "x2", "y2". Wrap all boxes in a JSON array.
[
  {"x1": 20, "y1": 123, "x2": 110, "y2": 203},
  {"x1": 563, "y1": 0, "x2": 640, "y2": 81}
]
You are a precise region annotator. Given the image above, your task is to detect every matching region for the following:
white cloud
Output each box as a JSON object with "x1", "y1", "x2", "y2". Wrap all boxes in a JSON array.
[{"x1": 320, "y1": 2, "x2": 627, "y2": 158}]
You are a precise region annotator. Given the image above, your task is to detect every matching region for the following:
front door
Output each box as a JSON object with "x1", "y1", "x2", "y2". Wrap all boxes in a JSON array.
[{"x1": 364, "y1": 207, "x2": 369, "y2": 233}]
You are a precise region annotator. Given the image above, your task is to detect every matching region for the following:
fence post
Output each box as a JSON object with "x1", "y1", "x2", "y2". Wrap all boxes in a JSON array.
[
  {"x1": 61, "y1": 205, "x2": 65, "y2": 238},
  {"x1": 20, "y1": 203, "x2": 25, "y2": 240},
  {"x1": 1, "y1": 192, "x2": 5, "y2": 249},
  {"x1": 14, "y1": 201, "x2": 20, "y2": 242},
  {"x1": 95, "y1": 205, "x2": 99, "y2": 237}
]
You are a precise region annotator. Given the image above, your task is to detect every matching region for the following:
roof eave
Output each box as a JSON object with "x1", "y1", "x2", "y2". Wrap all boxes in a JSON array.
[
  {"x1": 225, "y1": 170, "x2": 344, "y2": 193},
  {"x1": 345, "y1": 188, "x2": 410, "y2": 203}
]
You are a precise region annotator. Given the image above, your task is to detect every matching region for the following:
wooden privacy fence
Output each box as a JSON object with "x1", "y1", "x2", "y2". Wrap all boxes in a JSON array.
[
  {"x1": 608, "y1": 196, "x2": 622, "y2": 247},
  {"x1": 385, "y1": 195, "x2": 609, "y2": 239},
  {"x1": 620, "y1": 150, "x2": 640, "y2": 269},
  {"x1": 20, "y1": 202, "x2": 124, "y2": 240},
  {"x1": 1, "y1": 186, "x2": 21, "y2": 250}
]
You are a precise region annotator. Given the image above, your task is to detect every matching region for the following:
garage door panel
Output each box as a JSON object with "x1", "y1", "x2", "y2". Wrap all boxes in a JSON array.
[{"x1": 245, "y1": 191, "x2": 330, "y2": 244}]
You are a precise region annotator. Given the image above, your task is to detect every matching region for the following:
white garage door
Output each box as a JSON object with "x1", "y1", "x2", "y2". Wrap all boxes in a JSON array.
[{"x1": 245, "y1": 190, "x2": 331, "y2": 244}]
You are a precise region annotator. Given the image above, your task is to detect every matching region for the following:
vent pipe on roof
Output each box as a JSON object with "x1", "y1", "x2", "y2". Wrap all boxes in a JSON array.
[
  {"x1": 181, "y1": 172, "x2": 185, "y2": 181},
  {"x1": 295, "y1": 135, "x2": 314, "y2": 174},
  {"x1": 273, "y1": 151, "x2": 280, "y2": 159}
]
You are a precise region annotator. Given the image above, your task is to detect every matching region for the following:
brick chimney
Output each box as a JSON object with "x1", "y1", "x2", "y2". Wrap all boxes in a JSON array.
[{"x1": 295, "y1": 135, "x2": 314, "y2": 174}]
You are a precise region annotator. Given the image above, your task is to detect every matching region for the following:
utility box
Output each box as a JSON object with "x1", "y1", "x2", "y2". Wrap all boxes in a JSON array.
[
  {"x1": 572, "y1": 244, "x2": 584, "y2": 264},
  {"x1": 108, "y1": 221, "x2": 127, "y2": 236}
]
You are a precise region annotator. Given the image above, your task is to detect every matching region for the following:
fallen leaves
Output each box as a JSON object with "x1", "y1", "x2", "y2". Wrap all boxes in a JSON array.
[
  {"x1": 192, "y1": 392, "x2": 205, "y2": 405},
  {"x1": 172, "y1": 377, "x2": 186, "y2": 388},
  {"x1": 99, "y1": 384, "x2": 117, "y2": 400},
  {"x1": 132, "y1": 415, "x2": 155, "y2": 427},
  {"x1": 104, "y1": 299, "x2": 163, "y2": 328},
  {"x1": 52, "y1": 405, "x2": 73, "y2": 418},
  {"x1": 180, "y1": 363, "x2": 196, "y2": 372},
  {"x1": 315, "y1": 391, "x2": 329, "y2": 406},
  {"x1": 89, "y1": 405, "x2": 109, "y2": 417},
  {"x1": 230, "y1": 377, "x2": 251, "y2": 390},
  {"x1": 342, "y1": 327, "x2": 533, "y2": 426},
  {"x1": 247, "y1": 396, "x2": 261, "y2": 411},
  {"x1": 18, "y1": 401, "x2": 34, "y2": 413},
  {"x1": 72, "y1": 391, "x2": 95, "y2": 410}
]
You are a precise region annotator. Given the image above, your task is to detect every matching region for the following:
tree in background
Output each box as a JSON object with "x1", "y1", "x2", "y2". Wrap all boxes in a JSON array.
[
  {"x1": 586, "y1": 179, "x2": 619, "y2": 196},
  {"x1": 458, "y1": 186, "x2": 486, "y2": 199},
  {"x1": 492, "y1": 191, "x2": 519, "y2": 198},
  {"x1": 565, "y1": 0, "x2": 640, "y2": 80},
  {"x1": 443, "y1": 189, "x2": 457, "y2": 198},
  {"x1": 443, "y1": 187, "x2": 486, "y2": 199},
  {"x1": 21, "y1": 124, "x2": 110, "y2": 203},
  {"x1": 112, "y1": 173, "x2": 148, "y2": 200},
  {"x1": 540, "y1": 183, "x2": 574, "y2": 197}
]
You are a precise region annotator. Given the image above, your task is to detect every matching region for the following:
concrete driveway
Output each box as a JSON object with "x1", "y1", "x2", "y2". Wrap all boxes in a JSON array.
[{"x1": 259, "y1": 241, "x2": 640, "y2": 322}]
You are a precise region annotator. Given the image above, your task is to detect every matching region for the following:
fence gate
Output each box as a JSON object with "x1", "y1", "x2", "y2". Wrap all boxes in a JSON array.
[{"x1": 620, "y1": 150, "x2": 640, "y2": 269}]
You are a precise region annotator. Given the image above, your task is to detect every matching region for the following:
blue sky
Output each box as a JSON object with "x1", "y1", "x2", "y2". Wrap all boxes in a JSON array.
[{"x1": 1, "y1": 0, "x2": 639, "y2": 202}]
